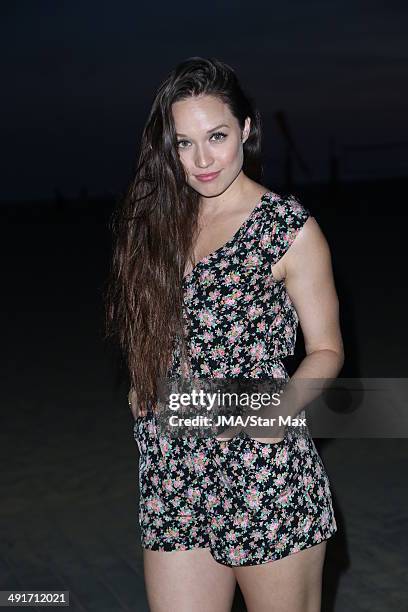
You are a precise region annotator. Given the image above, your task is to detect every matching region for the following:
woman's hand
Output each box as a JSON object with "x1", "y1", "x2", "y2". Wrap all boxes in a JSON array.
[{"x1": 128, "y1": 387, "x2": 139, "y2": 420}]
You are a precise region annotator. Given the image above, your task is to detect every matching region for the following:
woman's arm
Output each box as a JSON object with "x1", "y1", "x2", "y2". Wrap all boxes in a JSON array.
[
  {"x1": 282, "y1": 215, "x2": 344, "y2": 376},
  {"x1": 217, "y1": 216, "x2": 345, "y2": 442}
]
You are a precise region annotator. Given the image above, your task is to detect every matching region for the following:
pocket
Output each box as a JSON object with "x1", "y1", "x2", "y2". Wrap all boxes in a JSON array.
[{"x1": 244, "y1": 431, "x2": 287, "y2": 448}]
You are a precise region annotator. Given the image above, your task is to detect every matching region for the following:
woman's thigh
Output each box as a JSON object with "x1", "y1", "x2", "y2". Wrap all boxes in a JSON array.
[
  {"x1": 143, "y1": 547, "x2": 237, "y2": 612},
  {"x1": 233, "y1": 541, "x2": 327, "y2": 612}
]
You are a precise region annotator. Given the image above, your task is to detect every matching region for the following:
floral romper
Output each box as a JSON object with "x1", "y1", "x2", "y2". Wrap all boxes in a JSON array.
[{"x1": 133, "y1": 191, "x2": 337, "y2": 567}]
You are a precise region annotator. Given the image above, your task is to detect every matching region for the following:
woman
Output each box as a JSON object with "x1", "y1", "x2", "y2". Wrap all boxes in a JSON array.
[{"x1": 105, "y1": 56, "x2": 344, "y2": 612}]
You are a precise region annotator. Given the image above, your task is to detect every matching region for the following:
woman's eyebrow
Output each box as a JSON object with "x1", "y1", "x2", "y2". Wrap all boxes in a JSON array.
[{"x1": 176, "y1": 123, "x2": 230, "y2": 137}]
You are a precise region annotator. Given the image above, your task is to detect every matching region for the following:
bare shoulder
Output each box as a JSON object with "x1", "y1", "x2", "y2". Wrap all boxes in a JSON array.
[{"x1": 279, "y1": 216, "x2": 331, "y2": 280}]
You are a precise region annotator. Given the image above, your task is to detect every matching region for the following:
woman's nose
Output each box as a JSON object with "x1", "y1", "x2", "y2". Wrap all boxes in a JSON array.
[{"x1": 195, "y1": 145, "x2": 214, "y2": 169}]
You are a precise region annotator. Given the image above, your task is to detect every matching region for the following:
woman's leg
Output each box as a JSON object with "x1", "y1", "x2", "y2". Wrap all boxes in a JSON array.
[
  {"x1": 233, "y1": 541, "x2": 327, "y2": 612},
  {"x1": 143, "y1": 547, "x2": 237, "y2": 612}
]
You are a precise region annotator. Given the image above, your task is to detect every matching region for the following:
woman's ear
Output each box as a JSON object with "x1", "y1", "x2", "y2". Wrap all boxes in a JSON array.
[{"x1": 242, "y1": 117, "x2": 251, "y2": 143}]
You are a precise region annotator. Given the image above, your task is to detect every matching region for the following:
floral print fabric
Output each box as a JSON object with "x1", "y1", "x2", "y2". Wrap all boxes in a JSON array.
[{"x1": 133, "y1": 191, "x2": 337, "y2": 566}]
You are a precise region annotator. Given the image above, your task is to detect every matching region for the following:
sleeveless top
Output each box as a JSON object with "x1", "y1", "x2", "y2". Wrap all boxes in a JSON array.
[{"x1": 164, "y1": 191, "x2": 312, "y2": 435}]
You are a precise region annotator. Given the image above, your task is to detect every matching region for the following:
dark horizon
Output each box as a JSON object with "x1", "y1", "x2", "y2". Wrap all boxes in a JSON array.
[{"x1": 2, "y1": 1, "x2": 407, "y2": 202}]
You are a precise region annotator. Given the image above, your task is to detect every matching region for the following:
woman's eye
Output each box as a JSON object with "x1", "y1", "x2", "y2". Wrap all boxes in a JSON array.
[
  {"x1": 210, "y1": 132, "x2": 227, "y2": 142},
  {"x1": 176, "y1": 132, "x2": 227, "y2": 149},
  {"x1": 177, "y1": 140, "x2": 190, "y2": 149}
]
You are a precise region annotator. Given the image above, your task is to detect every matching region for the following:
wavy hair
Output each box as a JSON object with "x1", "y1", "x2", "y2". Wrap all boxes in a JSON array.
[{"x1": 104, "y1": 56, "x2": 263, "y2": 416}]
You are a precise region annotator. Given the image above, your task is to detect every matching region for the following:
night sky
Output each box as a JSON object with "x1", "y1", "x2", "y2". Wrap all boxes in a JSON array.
[{"x1": 2, "y1": 0, "x2": 407, "y2": 201}]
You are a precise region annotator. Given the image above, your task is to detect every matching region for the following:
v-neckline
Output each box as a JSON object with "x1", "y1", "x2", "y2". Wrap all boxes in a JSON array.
[{"x1": 182, "y1": 191, "x2": 272, "y2": 284}]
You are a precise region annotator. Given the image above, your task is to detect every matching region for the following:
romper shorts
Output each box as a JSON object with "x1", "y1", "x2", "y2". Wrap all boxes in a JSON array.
[{"x1": 133, "y1": 411, "x2": 337, "y2": 567}]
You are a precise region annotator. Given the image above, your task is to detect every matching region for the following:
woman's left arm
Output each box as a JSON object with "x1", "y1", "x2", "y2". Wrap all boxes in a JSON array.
[{"x1": 283, "y1": 215, "x2": 344, "y2": 378}]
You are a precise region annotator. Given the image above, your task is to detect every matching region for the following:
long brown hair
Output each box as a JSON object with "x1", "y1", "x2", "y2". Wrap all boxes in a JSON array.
[{"x1": 104, "y1": 56, "x2": 263, "y2": 416}]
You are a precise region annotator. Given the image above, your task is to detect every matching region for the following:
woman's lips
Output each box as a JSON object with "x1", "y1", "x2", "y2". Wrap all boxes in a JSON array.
[{"x1": 195, "y1": 171, "x2": 221, "y2": 182}]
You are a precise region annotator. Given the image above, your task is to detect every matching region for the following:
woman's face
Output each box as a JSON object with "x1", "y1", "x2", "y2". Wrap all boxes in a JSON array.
[{"x1": 171, "y1": 94, "x2": 250, "y2": 197}]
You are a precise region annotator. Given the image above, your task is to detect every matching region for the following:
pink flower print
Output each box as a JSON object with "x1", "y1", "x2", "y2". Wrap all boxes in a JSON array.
[
  {"x1": 266, "y1": 519, "x2": 280, "y2": 539},
  {"x1": 231, "y1": 365, "x2": 242, "y2": 375},
  {"x1": 260, "y1": 445, "x2": 272, "y2": 459},
  {"x1": 200, "y1": 363, "x2": 211, "y2": 375},
  {"x1": 191, "y1": 344, "x2": 202, "y2": 358},
  {"x1": 159, "y1": 439, "x2": 171, "y2": 455},
  {"x1": 244, "y1": 486, "x2": 262, "y2": 510},
  {"x1": 222, "y1": 498, "x2": 233, "y2": 511},
  {"x1": 277, "y1": 487, "x2": 293, "y2": 507},
  {"x1": 210, "y1": 515, "x2": 222, "y2": 529},
  {"x1": 254, "y1": 467, "x2": 269, "y2": 483},
  {"x1": 222, "y1": 290, "x2": 242, "y2": 306},
  {"x1": 228, "y1": 544, "x2": 247, "y2": 563},
  {"x1": 147, "y1": 421, "x2": 156, "y2": 436},
  {"x1": 219, "y1": 259, "x2": 230, "y2": 271},
  {"x1": 259, "y1": 233, "x2": 271, "y2": 249},
  {"x1": 320, "y1": 510, "x2": 330, "y2": 528},
  {"x1": 225, "y1": 531, "x2": 238, "y2": 543},
  {"x1": 163, "y1": 478, "x2": 174, "y2": 492},
  {"x1": 244, "y1": 254, "x2": 261, "y2": 270},
  {"x1": 300, "y1": 515, "x2": 313, "y2": 534},
  {"x1": 202, "y1": 331, "x2": 214, "y2": 343},
  {"x1": 284, "y1": 325, "x2": 293, "y2": 340},
  {"x1": 275, "y1": 474, "x2": 286, "y2": 486},
  {"x1": 275, "y1": 447, "x2": 288, "y2": 466},
  {"x1": 234, "y1": 513, "x2": 250, "y2": 528},
  {"x1": 178, "y1": 510, "x2": 194, "y2": 525},
  {"x1": 205, "y1": 494, "x2": 218, "y2": 511},
  {"x1": 187, "y1": 487, "x2": 201, "y2": 503},
  {"x1": 250, "y1": 530, "x2": 263, "y2": 542},
  {"x1": 242, "y1": 450, "x2": 256, "y2": 467},
  {"x1": 200, "y1": 269, "x2": 215, "y2": 282},
  {"x1": 151, "y1": 474, "x2": 159, "y2": 487},
  {"x1": 144, "y1": 528, "x2": 155, "y2": 542},
  {"x1": 197, "y1": 308, "x2": 216, "y2": 328},
  {"x1": 296, "y1": 437, "x2": 309, "y2": 453},
  {"x1": 146, "y1": 496, "x2": 165, "y2": 513},
  {"x1": 257, "y1": 320, "x2": 266, "y2": 332},
  {"x1": 209, "y1": 289, "x2": 221, "y2": 301},
  {"x1": 247, "y1": 305, "x2": 263, "y2": 319},
  {"x1": 313, "y1": 530, "x2": 323, "y2": 543},
  {"x1": 164, "y1": 527, "x2": 179, "y2": 541},
  {"x1": 290, "y1": 543, "x2": 302, "y2": 554},
  {"x1": 249, "y1": 341, "x2": 265, "y2": 361},
  {"x1": 272, "y1": 314, "x2": 283, "y2": 328},
  {"x1": 275, "y1": 539, "x2": 287, "y2": 552},
  {"x1": 227, "y1": 324, "x2": 244, "y2": 344},
  {"x1": 275, "y1": 203, "x2": 286, "y2": 217},
  {"x1": 173, "y1": 478, "x2": 184, "y2": 489},
  {"x1": 211, "y1": 346, "x2": 226, "y2": 359},
  {"x1": 303, "y1": 475, "x2": 313, "y2": 489},
  {"x1": 192, "y1": 455, "x2": 206, "y2": 473}
]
